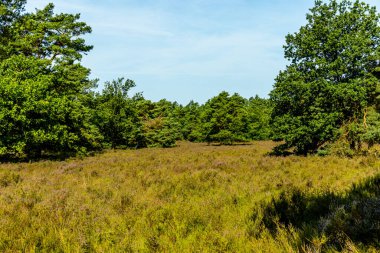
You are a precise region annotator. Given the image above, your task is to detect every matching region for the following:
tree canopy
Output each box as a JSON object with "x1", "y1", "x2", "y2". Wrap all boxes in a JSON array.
[
  {"x1": 197, "y1": 92, "x2": 251, "y2": 145},
  {"x1": 0, "y1": 2, "x2": 101, "y2": 158},
  {"x1": 270, "y1": 0, "x2": 380, "y2": 154}
]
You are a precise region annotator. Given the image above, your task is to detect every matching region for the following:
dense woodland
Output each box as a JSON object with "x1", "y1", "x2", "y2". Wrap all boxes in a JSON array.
[{"x1": 0, "y1": 0, "x2": 379, "y2": 160}]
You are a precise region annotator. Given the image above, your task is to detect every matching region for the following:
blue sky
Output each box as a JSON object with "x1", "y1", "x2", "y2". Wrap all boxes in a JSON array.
[{"x1": 26, "y1": 0, "x2": 380, "y2": 104}]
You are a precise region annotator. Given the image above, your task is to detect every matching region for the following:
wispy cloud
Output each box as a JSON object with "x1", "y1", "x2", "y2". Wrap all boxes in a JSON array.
[{"x1": 26, "y1": 0, "x2": 379, "y2": 104}]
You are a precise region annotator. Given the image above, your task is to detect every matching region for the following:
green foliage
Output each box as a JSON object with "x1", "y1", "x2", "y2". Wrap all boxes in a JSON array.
[
  {"x1": 176, "y1": 101, "x2": 202, "y2": 141},
  {"x1": 0, "y1": 0, "x2": 26, "y2": 57},
  {"x1": 164, "y1": 93, "x2": 273, "y2": 145},
  {"x1": 210, "y1": 130, "x2": 235, "y2": 145},
  {"x1": 327, "y1": 107, "x2": 380, "y2": 156},
  {"x1": 1, "y1": 3, "x2": 92, "y2": 62},
  {"x1": 171, "y1": 96, "x2": 273, "y2": 144},
  {"x1": 247, "y1": 95, "x2": 273, "y2": 140},
  {"x1": 142, "y1": 117, "x2": 179, "y2": 148},
  {"x1": 0, "y1": 2, "x2": 102, "y2": 158},
  {"x1": 0, "y1": 0, "x2": 26, "y2": 26},
  {"x1": 270, "y1": 0, "x2": 380, "y2": 154},
  {"x1": 0, "y1": 55, "x2": 102, "y2": 158},
  {"x1": 137, "y1": 99, "x2": 182, "y2": 148},
  {"x1": 199, "y1": 91, "x2": 251, "y2": 144},
  {"x1": 362, "y1": 107, "x2": 380, "y2": 148},
  {"x1": 94, "y1": 78, "x2": 143, "y2": 148}
]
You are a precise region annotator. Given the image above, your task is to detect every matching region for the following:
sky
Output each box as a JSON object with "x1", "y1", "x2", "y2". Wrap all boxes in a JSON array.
[{"x1": 26, "y1": 0, "x2": 380, "y2": 104}]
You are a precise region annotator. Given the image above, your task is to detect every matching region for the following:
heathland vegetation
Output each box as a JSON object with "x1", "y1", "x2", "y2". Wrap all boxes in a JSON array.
[
  {"x1": 0, "y1": 142, "x2": 379, "y2": 252},
  {"x1": 1, "y1": 0, "x2": 380, "y2": 252}
]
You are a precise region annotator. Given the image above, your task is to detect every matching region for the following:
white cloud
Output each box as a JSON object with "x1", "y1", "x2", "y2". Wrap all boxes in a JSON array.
[{"x1": 23, "y1": 0, "x2": 339, "y2": 103}]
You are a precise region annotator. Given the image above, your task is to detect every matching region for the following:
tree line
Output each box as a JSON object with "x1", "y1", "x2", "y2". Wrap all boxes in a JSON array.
[
  {"x1": 90, "y1": 83, "x2": 272, "y2": 149},
  {"x1": 0, "y1": 0, "x2": 379, "y2": 159}
]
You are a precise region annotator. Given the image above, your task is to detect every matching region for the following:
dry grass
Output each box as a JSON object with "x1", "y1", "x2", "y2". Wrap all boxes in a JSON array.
[{"x1": 0, "y1": 141, "x2": 379, "y2": 252}]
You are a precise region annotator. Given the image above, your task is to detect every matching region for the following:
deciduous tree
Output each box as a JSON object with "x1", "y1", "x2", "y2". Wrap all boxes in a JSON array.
[{"x1": 270, "y1": 0, "x2": 380, "y2": 154}]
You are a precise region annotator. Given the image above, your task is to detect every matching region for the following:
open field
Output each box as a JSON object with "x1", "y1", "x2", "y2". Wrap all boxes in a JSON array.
[{"x1": 0, "y1": 142, "x2": 379, "y2": 252}]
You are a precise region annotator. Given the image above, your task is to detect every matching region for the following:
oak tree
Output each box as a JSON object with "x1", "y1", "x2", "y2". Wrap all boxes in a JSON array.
[{"x1": 270, "y1": 0, "x2": 380, "y2": 154}]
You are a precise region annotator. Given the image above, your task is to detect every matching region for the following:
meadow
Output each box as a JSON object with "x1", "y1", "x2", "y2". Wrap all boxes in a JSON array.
[{"x1": 0, "y1": 141, "x2": 379, "y2": 252}]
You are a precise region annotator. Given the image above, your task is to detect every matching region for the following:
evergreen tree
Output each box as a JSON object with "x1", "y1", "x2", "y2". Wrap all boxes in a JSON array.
[
  {"x1": 200, "y1": 91, "x2": 250, "y2": 145},
  {"x1": 247, "y1": 96, "x2": 272, "y2": 140},
  {"x1": 0, "y1": 0, "x2": 26, "y2": 58},
  {"x1": 0, "y1": 2, "x2": 101, "y2": 158},
  {"x1": 179, "y1": 101, "x2": 202, "y2": 141},
  {"x1": 138, "y1": 99, "x2": 181, "y2": 148}
]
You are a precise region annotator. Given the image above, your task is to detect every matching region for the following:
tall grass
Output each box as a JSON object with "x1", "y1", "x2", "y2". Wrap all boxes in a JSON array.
[{"x1": 0, "y1": 142, "x2": 379, "y2": 252}]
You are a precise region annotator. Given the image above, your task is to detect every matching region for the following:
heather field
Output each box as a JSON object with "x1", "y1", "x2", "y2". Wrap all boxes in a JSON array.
[{"x1": 0, "y1": 142, "x2": 379, "y2": 252}]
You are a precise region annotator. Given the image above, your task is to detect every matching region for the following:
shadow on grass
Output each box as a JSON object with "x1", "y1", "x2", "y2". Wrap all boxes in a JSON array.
[
  {"x1": 252, "y1": 174, "x2": 380, "y2": 249},
  {"x1": 267, "y1": 143, "x2": 295, "y2": 157}
]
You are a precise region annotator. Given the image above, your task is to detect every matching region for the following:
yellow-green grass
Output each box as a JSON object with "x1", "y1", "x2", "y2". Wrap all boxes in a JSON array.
[{"x1": 0, "y1": 142, "x2": 379, "y2": 252}]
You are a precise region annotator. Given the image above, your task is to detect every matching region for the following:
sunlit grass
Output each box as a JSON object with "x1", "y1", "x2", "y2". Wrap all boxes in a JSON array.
[{"x1": 0, "y1": 142, "x2": 379, "y2": 252}]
